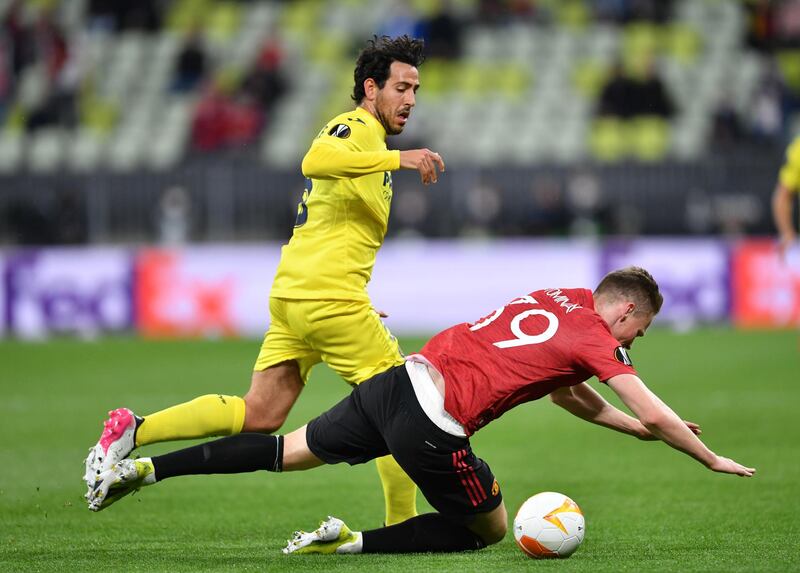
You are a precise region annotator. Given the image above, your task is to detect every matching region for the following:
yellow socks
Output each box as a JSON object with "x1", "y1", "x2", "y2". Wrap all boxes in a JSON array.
[
  {"x1": 135, "y1": 394, "x2": 246, "y2": 447},
  {"x1": 375, "y1": 455, "x2": 418, "y2": 525}
]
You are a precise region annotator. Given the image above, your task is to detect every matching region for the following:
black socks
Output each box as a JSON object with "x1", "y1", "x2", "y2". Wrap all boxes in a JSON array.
[
  {"x1": 153, "y1": 433, "x2": 283, "y2": 481},
  {"x1": 362, "y1": 513, "x2": 486, "y2": 553}
]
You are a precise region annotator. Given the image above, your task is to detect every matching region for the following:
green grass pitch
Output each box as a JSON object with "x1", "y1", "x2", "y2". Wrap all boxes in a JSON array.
[{"x1": 0, "y1": 329, "x2": 798, "y2": 572}]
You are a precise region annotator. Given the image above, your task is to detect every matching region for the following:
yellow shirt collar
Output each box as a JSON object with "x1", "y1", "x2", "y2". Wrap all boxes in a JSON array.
[{"x1": 354, "y1": 105, "x2": 387, "y2": 139}]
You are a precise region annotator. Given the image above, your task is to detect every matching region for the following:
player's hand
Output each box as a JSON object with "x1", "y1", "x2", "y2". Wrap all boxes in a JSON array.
[
  {"x1": 708, "y1": 455, "x2": 756, "y2": 477},
  {"x1": 684, "y1": 420, "x2": 701, "y2": 436},
  {"x1": 399, "y1": 148, "x2": 445, "y2": 185},
  {"x1": 372, "y1": 307, "x2": 389, "y2": 318}
]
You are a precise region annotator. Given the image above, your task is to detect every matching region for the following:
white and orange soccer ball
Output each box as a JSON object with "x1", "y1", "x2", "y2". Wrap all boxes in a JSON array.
[{"x1": 513, "y1": 491, "x2": 585, "y2": 559}]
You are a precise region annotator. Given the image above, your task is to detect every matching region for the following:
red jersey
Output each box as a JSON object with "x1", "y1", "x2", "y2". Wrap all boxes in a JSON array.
[{"x1": 419, "y1": 288, "x2": 637, "y2": 436}]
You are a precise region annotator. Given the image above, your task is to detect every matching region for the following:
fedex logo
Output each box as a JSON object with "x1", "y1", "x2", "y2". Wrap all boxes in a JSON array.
[{"x1": 2, "y1": 250, "x2": 134, "y2": 338}]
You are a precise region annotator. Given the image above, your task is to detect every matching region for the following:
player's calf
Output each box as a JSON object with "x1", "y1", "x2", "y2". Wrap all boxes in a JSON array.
[{"x1": 467, "y1": 503, "x2": 509, "y2": 546}]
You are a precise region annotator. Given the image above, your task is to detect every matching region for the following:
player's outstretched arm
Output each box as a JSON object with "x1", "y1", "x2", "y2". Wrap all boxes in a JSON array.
[
  {"x1": 399, "y1": 148, "x2": 445, "y2": 185},
  {"x1": 607, "y1": 374, "x2": 756, "y2": 477},
  {"x1": 302, "y1": 142, "x2": 400, "y2": 180},
  {"x1": 550, "y1": 383, "x2": 651, "y2": 439}
]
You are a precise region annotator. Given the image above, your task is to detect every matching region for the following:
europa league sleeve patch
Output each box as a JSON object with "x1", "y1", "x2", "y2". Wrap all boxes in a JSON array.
[
  {"x1": 614, "y1": 346, "x2": 633, "y2": 366},
  {"x1": 328, "y1": 124, "x2": 351, "y2": 138}
]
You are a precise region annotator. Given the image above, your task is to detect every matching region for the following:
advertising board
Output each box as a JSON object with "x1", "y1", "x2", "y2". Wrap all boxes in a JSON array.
[
  {"x1": 731, "y1": 240, "x2": 800, "y2": 328},
  {"x1": 2, "y1": 248, "x2": 134, "y2": 339},
  {"x1": 600, "y1": 239, "x2": 730, "y2": 327}
]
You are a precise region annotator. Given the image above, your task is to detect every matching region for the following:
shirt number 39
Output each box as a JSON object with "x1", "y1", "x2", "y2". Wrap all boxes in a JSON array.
[{"x1": 469, "y1": 295, "x2": 559, "y2": 348}]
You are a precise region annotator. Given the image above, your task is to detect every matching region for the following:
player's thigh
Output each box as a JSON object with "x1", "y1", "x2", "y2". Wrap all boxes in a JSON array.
[
  {"x1": 306, "y1": 300, "x2": 404, "y2": 385},
  {"x1": 383, "y1": 399, "x2": 503, "y2": 520},
  {"x1": 304, "y1": 382, "x2": 389, "y2": 465},
  {"x1": 391, "y1": 431, "x2": 503, "y2": 521},
  {"x1": 253, "y1": 297, "x2": 321, "y2": 384}
]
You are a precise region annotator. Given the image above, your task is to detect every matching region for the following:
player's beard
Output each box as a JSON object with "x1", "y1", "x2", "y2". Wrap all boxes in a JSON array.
[{"x1": 375, "y1": 99, "x2": 406, "y2": 135}]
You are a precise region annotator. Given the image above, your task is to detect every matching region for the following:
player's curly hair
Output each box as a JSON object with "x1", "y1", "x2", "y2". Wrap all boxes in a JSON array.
[
  {"x1": 352, "y1": 35, "x2": 425, "y2": 103},
  {"x1": 594, "y1": 267, "x2": 663, "y2": 315}
]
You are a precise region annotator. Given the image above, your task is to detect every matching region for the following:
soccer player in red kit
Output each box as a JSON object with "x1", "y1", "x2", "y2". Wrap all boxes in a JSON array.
[{"x1": 88, "y1": 267, "x2": 754, "y2": 555}]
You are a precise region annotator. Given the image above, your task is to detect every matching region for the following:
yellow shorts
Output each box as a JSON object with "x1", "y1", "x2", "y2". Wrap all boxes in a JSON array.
[{"x1": 254, "y1": 297, "x2": 404, "y2": 386}]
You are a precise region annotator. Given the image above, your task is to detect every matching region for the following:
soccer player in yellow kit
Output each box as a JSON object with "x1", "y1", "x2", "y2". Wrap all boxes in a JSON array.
[
  {"x1": 83, "y1": 35, "x2": 445, "y2": 526},
  {"x1": 772, "y1": 135, "x2": 800, "y2": 259}
]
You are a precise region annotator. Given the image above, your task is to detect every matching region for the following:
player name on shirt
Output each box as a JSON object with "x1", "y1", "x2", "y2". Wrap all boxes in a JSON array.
[{"x1": 543, "y1": 288, "x2": 583, "y2": 314}]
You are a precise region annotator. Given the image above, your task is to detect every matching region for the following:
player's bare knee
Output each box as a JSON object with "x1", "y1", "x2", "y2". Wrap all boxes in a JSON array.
[
  {"x1": 470, "y1": 505, "x2": 508, "y2": 546},
  {"x1": 480, "y1": 519, "x2": 508, "y2": 546},
  {"x1": 242, "y1": 397, "x2": 289, "y2": 433},
  {"x1": 242, "y1": 363, "x2": 302, "y2": 432}
]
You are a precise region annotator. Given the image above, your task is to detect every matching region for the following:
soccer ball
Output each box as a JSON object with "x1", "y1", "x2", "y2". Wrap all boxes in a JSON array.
[{"x1": 513, "y1": 491, "x2": 585, "y2": 559}]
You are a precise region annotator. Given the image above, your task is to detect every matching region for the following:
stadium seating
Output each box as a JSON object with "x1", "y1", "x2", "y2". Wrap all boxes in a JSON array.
[{"x1": 0, "y1": 0, "x2": 790, "y2": 172}]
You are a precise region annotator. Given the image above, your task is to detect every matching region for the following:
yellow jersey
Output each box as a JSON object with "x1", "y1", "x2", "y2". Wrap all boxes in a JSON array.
[
  {"x1": 270, "y1": 106, "x2": 401, "y2": 302},
  {"x1": 778, "y1": 136, "x2": 800, "y2": 193}
]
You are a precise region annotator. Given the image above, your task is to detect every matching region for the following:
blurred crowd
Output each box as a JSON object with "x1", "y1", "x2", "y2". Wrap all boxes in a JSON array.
[
  {"x1": 2, "y1": 0, "x2": 800, "y2": 246},
  {"x1": 2, "y1": 0, "x2": 800, "y2": 155}
]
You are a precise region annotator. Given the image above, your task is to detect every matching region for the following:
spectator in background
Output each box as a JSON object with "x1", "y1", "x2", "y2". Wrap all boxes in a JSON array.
[
  {"x1": 516, "y1": 175, "x2": 570, "y2": 236},
  {"x1": 592, "y1": 0, "x2": 674, "y2": 24},
  {"x1": 192, "y1": 82, "x2": 229, "y2": 151},
  {"x1": 597, "y1": 59, "x2": 674, "y2": 119},
  {"x1": 25, "y1": 6, "x2": 79, "y2": 131},
  {"x1": 774, "y1": 0, "x2": 800, "y2": 46},
  {"x1": 745, "y1": 0, "x2": 777, "y2": 52},
  {"x1": 87, "y1": 0, "x2": 160, "y2": 33},
  {"x1": 173, "y1": 30, "x2": 207, "y2": 94},
  {"x1": 157, "y1": 186, "x2": 192, "y2": 246},
  {"x1": 597, "y1": 61, "x2": 637, "y2": 118},
  {"x1": 53, "y1": 188, "x2": 88, "y2": 244},
  {"x1": 421, "y1": 1, "x2": 462, "y2": 60},
  {"x1": 462, "y1": 182, "x2": 502, "y2": 237},
  {"x1": 476, "y1": 0, "x2": 542, "y2": 25},
  {"x1": 191, "y1": 77, "x2": 264, "y2": 153},
  {"x1": 224, "y1": 90, "x2": 263, "y2": 150},
  {"x1": 242, "y1": 35, "x2": 288, "y2": 113},
  {"x1": 4, "y1": 199, "x2": 54, "y2": 244},
  {"x1": 748, "y1": 61, "x2": 789, "y2": 143},
  {"x1": 566, "y1": 169, "x2": 610, "y2": 237},
  {"x1": 635, "y1": 58, "x2": 674, "y2": 117},
  {"x1": 3, "y1": 0, "x2": 35, "y2": 78},
  {"x1": 710, "y1": 93, "x2": 744, "y2": 149}
]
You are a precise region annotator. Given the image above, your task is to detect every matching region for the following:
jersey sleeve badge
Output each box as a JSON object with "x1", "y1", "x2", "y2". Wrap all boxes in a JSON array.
[
  {"x1": 614, "y1": 346, "x2": 633, "y2": 366},
  {"x1": 328, "y1": 124, "x2": 351, "y2": 138}
]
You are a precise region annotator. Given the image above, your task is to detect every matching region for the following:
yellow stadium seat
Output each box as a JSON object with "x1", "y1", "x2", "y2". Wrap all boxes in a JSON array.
[
  {"x1": 308, "y1": 34, "x2": 348, "y2": 65},
  {"x1": 588, "y1": 118, "x2": 627, "y2": 162},
  {"x1": 554, "y1": 0, "x2": 590, "y2": 29},
  {"x1": 456, "y1": 61, "x2": 486, "y2": 99},
  {"x1": 4, "y1": 104, "x2": 26, "y2": 134},
  {"x1": 492, "y1": 64, "x2": 531, "y2": 100},
  {"x1": 421, "y1": 59, "x2": 454, "y2": 99},
  {"x1": 81, "y1": 96, "x2": 118, "y2": 135},
  {"x1": 205, "y1": 1, "x2": 242, "y2": 44},
  {"x1": 661, "y1": 24, "x2": 701, "y2": 65},
  {"x1": 572, "y1": 60, "x2": 608, "y2": 98},
  {"x1": 777, "y1": 51, "x2": 800, "y2": 94},
  {"x1": 166, "y1": 0, "x2": 209, "y2": 34},
  {"x1": 628, "y1": 116, "x2": 670, "y2": 162},
  {"x1": 622, "y1": 23, "x2": 660, "y2": 76},
  {"x1": 282, "y1": 0, "x2": 322, "y2": 36}
]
